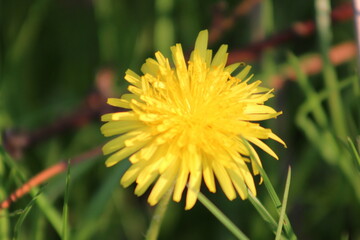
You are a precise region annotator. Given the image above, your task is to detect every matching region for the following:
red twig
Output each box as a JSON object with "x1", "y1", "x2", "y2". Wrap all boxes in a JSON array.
[
  {"x1": 0, "y1": 3, "x2": 355, "y2": 211},
  {"x1": 270, "y1": 41, "x2": 357, "y2": 89},
  {"x1": 2, "y1": 67, "x2": 116, "y2": 159},
  {"x1": 2, "y1": 3, "x2": 354, "y2": 159},
  {"x1": 209, "y1": 0, "x2": 262, "y2": 44},
  {"x1": 225, "y1": 2, "x2": 353, "y2": 63},
  {"x1": 352, "y1": 0, "x2": 360, "y2": 74},
  {"x1": 0, "y1": 146, "x2": 102, "y2": 210}
]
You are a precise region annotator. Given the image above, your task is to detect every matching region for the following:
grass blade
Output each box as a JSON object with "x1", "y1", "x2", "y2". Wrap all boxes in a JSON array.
[
  {"x1": 315, "y1": 0, "x2": 347, "y2": 138},
  {"x1": 0, "y1": 152, "x2": 10, "y2": 240},
  {"x1": 247, "y1": 191, "x2": 278, "y2": 234},
  {"x1": 61, "y1": 159, "x2": 71, "y2": 240},
  {"x1": 198, "y1": 192, "x2": 249, "y2": 240},
  {"x1": 240, "y1": 138, "x2": 295, "y2": 238},
  {"x1": 287, "y1": 52, "x2": 328, "y2": 128},
  {"x1": 74, "y1": 163, "x2": 129, "y2": 240},
  {"x1": 0, "y1": 147, "x2": 63, "y2": 235},
  {"x1": 347, "y1": 137, "x2": 360, "y2": 171},
  {"x1": 275, "y1": 167, "x2": 292, "y2": 240},
  {"x1": 12, "y1": 190, "x2": 41, "y2": 240},
  {"x1": 146, "y1": 187, "x2": 172, "y2": 240}
]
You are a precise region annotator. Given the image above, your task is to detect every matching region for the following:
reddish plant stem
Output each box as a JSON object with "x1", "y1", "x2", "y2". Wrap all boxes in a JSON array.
[
  {"x1": 0, "y1": 146, "x2": 102, "y2": 210},
  {"x1": 0, "y1": 2, "x2": 355, "y2": 210},
  {"x1": 2, "y1": 3, "x2": 354, "y2": 159},
  {"x1": 270, "y1": 41, "x2": 357, "y2": 89},
  {"x1": 1, "y1": 42, "x2": 355, "y2": 210},
  {"x1": 2, "y1": 68, "x2": 117, "y2": 159},
  {"x1": 226, "y1": 2, "x2": 353, "y2": 63},
  {"x1": 209, "y1": 0, "x2": 262, "y2": 44},
  {"x1": 352, "y1": 0, "x2": 360, "y2": 75}
]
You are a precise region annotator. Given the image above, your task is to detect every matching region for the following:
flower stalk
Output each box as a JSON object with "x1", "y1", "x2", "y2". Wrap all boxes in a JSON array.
[{"x1": 146, "y1": 187, "x2": 172, "y2": 240}]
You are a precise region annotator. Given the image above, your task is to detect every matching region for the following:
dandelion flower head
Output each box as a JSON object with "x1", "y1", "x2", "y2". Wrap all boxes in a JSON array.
[{"x1": 101, "y1": 30, "x2": 285, "y2": 210}]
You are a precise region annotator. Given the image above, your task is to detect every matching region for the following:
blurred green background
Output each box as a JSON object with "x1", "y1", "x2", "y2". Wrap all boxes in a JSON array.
[{"x1": 1, "y1": 0, "x2": 359, "y2": 239}]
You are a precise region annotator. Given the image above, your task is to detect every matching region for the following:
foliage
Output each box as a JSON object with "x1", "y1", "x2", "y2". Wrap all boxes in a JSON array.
[{"x1": 1, "y1": 0, "x2": 359, "y2": 239}]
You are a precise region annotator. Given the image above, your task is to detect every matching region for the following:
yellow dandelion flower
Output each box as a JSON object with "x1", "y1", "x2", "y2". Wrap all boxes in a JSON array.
[{"x1": 101, "y1": 30, "x2": 285, "y2": 210}]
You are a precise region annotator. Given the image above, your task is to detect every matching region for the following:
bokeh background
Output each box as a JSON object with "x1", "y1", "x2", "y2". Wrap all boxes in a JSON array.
[{"x1": 1, "y1": 0, "x2": 359, "y2": 239}]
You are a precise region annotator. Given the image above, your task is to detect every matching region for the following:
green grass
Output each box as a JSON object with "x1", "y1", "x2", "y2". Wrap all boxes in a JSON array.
[
  {"x1": 61, "y1": 159, "x2": 71, "y2": 240},
  {"x1": 1, "y1": 0, "x2": 359, "y2": 239}
]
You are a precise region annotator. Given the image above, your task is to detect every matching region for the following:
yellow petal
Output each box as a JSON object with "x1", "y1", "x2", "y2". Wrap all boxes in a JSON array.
[
  {"x1": 125, "y1": 69, "x2": 141, "y2": 87},
  {"x1": 243, "y1": 104, "x2": 277, "y2": 115},
  {"x1": 128, "y1": 85, "x2": 142, "y2": 95},
  {"x1": 125, "y1": 131, "x2": 152, "y2": 147},
  {"x1": 212, "y1": 161, "x2": 236, "y2": 200},
  {"x1": 211, "y1": 44, "x2": 228, "y2": 67},
  {"x1": 122, "y1": 93, "x2": 142, "y2": 103},
  {"x1": 173, "y1": 160, "x2": 189, "y2": 202},
  {"x1": 185, "y1": 171, "x2": 202, "y2": 210},
  {"x1": 134, "y1": 171, "x2": 158, "y2": 196},
  {"x1": 100, "y1": 121, "x2": 145, "y2": 137},
  {"x1": 107, "y1": 98, "x2": 130, "y2": 109},
  {"x1": 227, "y1": 166, "x2": 248, "y2": 199},
  {"x1": 105, "y1": 138, "x2": 151, "y2": 167},
  {"x1": 235, "y1": 65, "x2": 251, "y2": 80},
  {"x1": 102, "y1": 130, "x2": 140, "y2": 155},
  {"x1": 269, "y1": 132, "x2": 287, "y2": 147},
  {"x1": 159, "y1": 145, "x2": 178, "y2": 174},
  {"x1": 121, "y1": 163, "x2": 143, "y2": 187},
  {"x1": 194, "y1": 30, "x2": 208, "y2": 60},
  {"x1": 135, "y1": 162, "x2": 160, "y2": 196},
  {"x1": 203, "y1": 157, "x2": 216, "y2": 193},
  {"x1": 248, "y1": 145, "x2": 263, "y2": 176},
  {"x1": 224, "y1": 63, "x2": 241, "y2": 74},
  {"x1": 205, "y1": 49, "x2": 212, "y2": 66},
  {"x1": 148, "y1": 160, "x2": 179, "y2": 206},
  {"x1": 247, "y1": 137, "x2": 278, "y2": 159},
  {"x1": 141, "y1": 57, "x2": 159, "y2": 76},
  {"x1": 101, "y1": 112, "x2": 137, "y2": 122},
  {"x1": 236, "y1": 160, "x2": 256, "y2": 196}
]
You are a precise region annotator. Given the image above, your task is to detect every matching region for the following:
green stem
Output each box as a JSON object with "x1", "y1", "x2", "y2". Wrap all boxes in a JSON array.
[
  {"x1": 315, "y1": 0, "x2": 347, "y2": 138},
  {"x1": 275, "y1": 167, "x2": 292, "y2": 240},
  {"x1": 197, "y1": 192, "x2": 249, "y2": 240},
  {"x1": 146, "y1": 188, "x2": 172, "y2": 240}
]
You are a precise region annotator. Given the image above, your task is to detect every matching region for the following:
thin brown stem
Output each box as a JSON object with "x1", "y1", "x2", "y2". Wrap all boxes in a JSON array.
[
  {"x1": 223, "y1": 2, "x2": 353, "y2": 63},
  {"x1": 270, "y1": 41, "x2": 357, "y2": 89},
  {"x1": 2, "y1": 67, "x2": 116, "y2": 159},
  {"x1": 0, "y1": 146, "x2": 102, "y2": 210},
  {"x1": 209, "y1": 0, "x2": 262, "y2": 44}
]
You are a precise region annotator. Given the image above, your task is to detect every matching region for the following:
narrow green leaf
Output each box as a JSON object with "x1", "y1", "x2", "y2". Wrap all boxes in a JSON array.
[
  {"x1": 240, "y1": 138, "x2": 295, "y2": 238},
  {"x1": 0, "y1": 152, "x2": 10, "y2": 240},
  {"x1": 146, "y1": 188, "x2": 172, "y2": 240},
  {"x1": 241, "y1": 138, "x2": 281, "y2": 207},
  {"x1": 247, "y1": 191, "x2": 278, "y2": 234},
  {"x1": 34, "y1": 214, "x2": 46, "y2": 240},
  {"x1": 287, "y1": 51, "x2": 327, "y2": 128},
  {"x1": 0, "y1": 147, "x2": 63, "y2": 236},
  {"x1": 74, "y1": 163, "x2": 129, "y2": 240},
  {"x1": 197, "y1": 192, "x2": 249, "y2": 240},
  {"x1": 275, "y1": 167, "x2": 292, "y2": 240},
  {"x1": 62, "y1": 159, "x2": 71, "y2": 240},
  {"x1": 12, "y1": 191, "x2": 41, "y2": 240},
  {"x1": 347, "y1": 137, "x2": 360, "y2": 171},
  {"x1": 315, "y1": 0, "x2": 347, "y2": 138}
]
